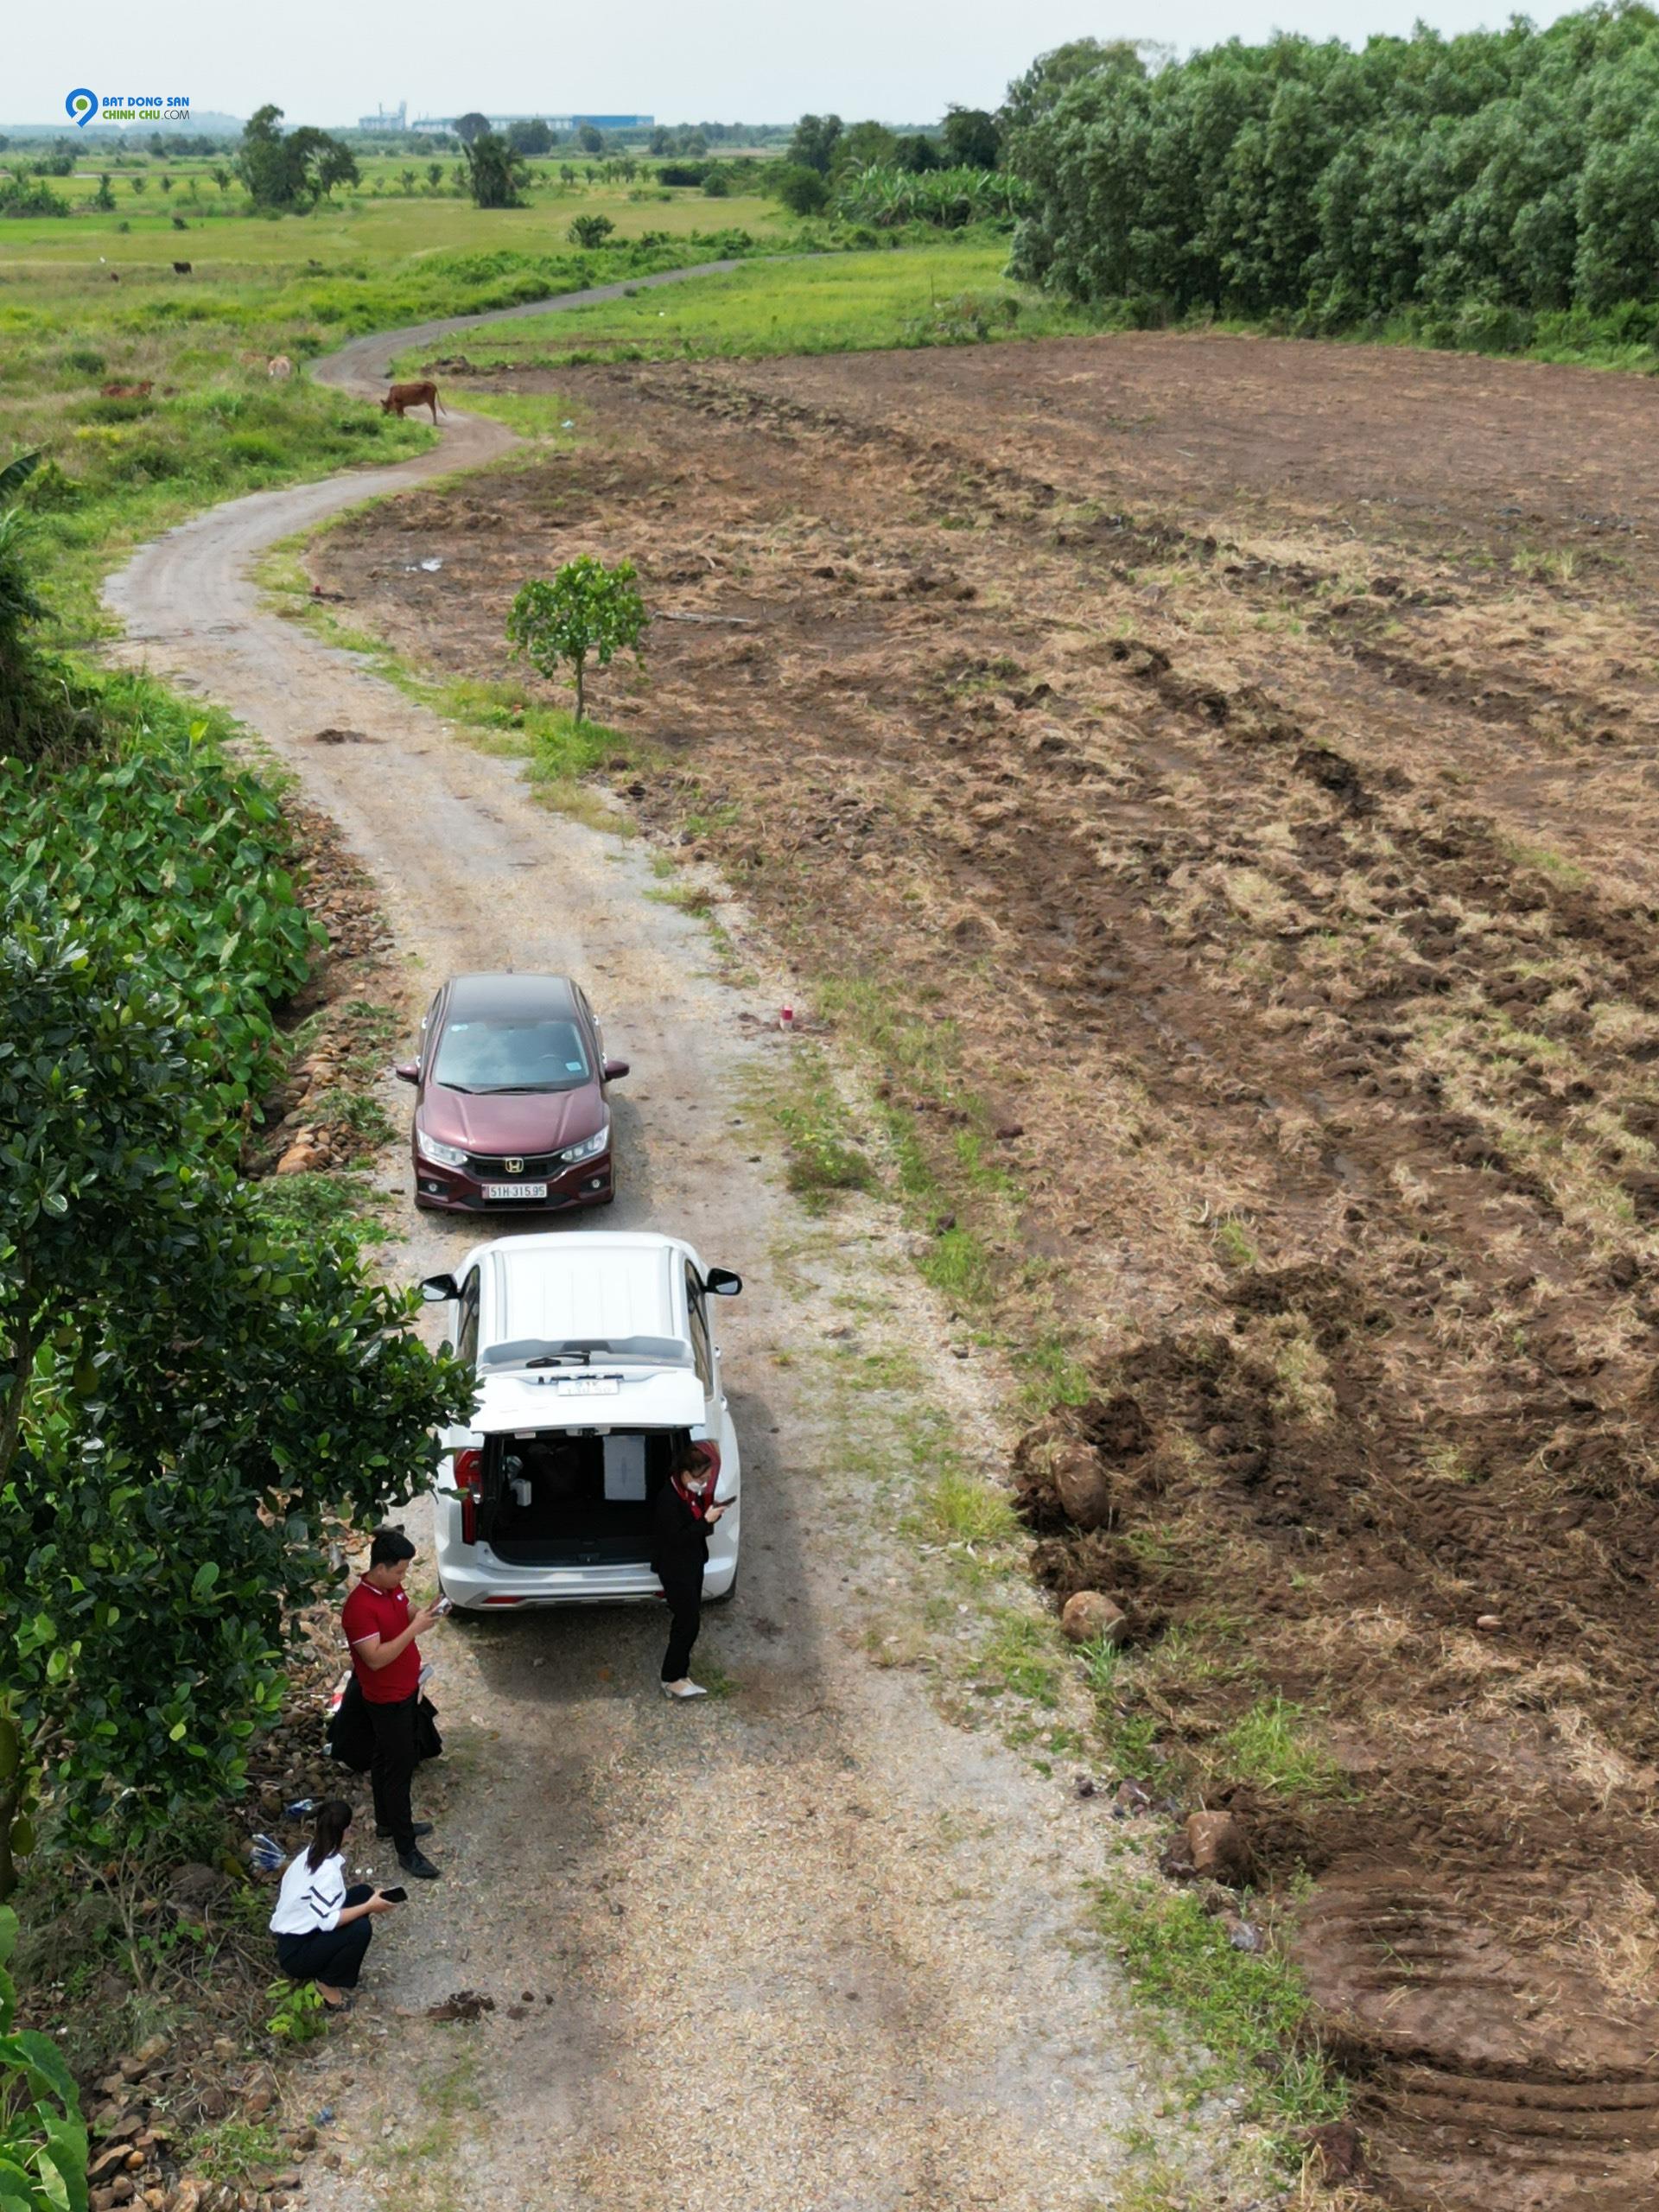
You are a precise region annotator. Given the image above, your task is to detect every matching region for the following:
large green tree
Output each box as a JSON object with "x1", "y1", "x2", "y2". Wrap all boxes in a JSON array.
[
  {"x1": 0, "y1": 887, "x2": 469, "y2": 1878},
  {"x1": 788, "y1": 112, "x2": 842, "y2": 175},
  {"x1": 942, "y1": 105, "x2": 1001, "y2": 170},
  {"x1": 236, "y1": 104, "x2": 358, "y2": 208},
  {"x1": 463, "y1": 130, "x2": 529, "y2": 208}
]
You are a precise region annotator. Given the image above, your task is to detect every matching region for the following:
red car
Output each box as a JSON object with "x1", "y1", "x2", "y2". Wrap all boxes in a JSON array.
[{"x1": 397, "y1": 972, "x2": 628, "y2": 1214}]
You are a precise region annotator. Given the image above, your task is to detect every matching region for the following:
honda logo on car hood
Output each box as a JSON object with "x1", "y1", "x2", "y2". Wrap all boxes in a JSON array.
[{"x1": 503, "y1": 1157, "x2": 524, "y2": 1175}]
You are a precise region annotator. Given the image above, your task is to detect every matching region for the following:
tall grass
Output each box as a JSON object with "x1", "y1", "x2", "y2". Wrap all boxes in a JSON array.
[{"x1": 393, "y1": 238, "x2": 1101, "y2": 377}]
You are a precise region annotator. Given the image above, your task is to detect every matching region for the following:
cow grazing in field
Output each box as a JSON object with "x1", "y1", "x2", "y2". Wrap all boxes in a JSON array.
[
  {"x1": 100, "y1": 380, "x2": 153, "y2": 400},
  {"x1": 172, "y1": 260, "x2": 192, "y2": 275},
  {"x1": 381, "y1": 380, "x2": 445, "y2": 424},
  {"x1": 267, "y1": 356, "x2": 294, "y2": 381}
]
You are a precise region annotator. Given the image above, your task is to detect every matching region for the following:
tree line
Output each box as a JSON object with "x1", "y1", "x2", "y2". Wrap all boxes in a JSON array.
[{"x1": 1004, "y1": 8, "x2": 1659, "y2": 325}]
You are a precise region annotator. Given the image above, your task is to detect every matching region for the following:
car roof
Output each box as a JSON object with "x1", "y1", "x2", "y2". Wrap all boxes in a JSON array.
[
  {"x1": 443, "y1": 972, "x2": 581, "y2": 1020},
  {"x1": 485, "y1": 1233, "x2": 683, "y2": 1345}
]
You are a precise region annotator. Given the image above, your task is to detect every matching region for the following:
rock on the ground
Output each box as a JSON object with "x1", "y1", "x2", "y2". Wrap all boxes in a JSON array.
[
  {"x1": 1185, "y1": 1809, "x2": 1250, "y2": 1882},
  {"x1": 1052, "y1": 1443, "x2": 1116, "y2": 1530},
  {"x1": 1306, "y1": 2118, "x2": 1366, "y2": 2179},
  {"x1": 1060, "y1": 1590, "x2": 1129, "y2": 1646}
]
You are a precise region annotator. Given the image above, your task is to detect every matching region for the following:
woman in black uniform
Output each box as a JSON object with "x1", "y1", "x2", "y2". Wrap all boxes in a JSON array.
[{"x1": 651, "y1": 1440, "x2": 725, "y2": 1700}]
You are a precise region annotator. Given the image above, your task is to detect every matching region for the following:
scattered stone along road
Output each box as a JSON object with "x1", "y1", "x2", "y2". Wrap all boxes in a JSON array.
[{"x1": 105, "y1": 279, "x2": 1243, "y2": 2210}]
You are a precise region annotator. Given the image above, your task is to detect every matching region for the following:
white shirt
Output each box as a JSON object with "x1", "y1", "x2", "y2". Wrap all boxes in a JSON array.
[{"x1": 270, "y1": 1849, "x2": 348, "y2": 1936}]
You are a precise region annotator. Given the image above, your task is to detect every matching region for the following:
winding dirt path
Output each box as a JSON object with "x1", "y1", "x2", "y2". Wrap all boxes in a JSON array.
[{"x1": 103, "y1": 283, "x2": 1239, "y2": 2211}]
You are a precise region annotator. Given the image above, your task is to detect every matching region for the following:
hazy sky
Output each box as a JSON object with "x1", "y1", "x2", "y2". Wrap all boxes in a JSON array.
[{"x1": 18, "y1": 0, "x2": 1580, "y2": 126}]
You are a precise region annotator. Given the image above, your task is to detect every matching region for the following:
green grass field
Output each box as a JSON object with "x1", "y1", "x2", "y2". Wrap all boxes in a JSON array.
[
  {"x1": 0, "y1": 180, "x2": 796, "y2": 631},
  {"x1": 0, "y1": 175, "x2": 787, "y2": 267},
  {"x1": 390, "y1": 237, "x2": 1099, "y2": 376}
]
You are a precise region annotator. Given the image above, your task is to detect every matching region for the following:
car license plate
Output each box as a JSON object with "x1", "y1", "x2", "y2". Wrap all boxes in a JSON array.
[
  {"x1": 556, "y1": 1375, "x2": 620, "y2": 1395},
  {"x1": 483, "y1": 1181, "x2": 548, "y2": 1200}
]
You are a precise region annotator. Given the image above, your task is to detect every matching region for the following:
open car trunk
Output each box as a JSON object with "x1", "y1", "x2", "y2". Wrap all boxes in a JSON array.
[{"x1": 480, "y1": 1428, "x2": 683, "y2": 1567}]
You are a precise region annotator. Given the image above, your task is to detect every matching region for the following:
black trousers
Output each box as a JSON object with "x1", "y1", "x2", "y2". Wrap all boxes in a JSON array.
[
  {"x1": 660, "y1": 1568, "x2": 703, "y2": 1681},
  {"x1": 366, "y1": 1692, "x2": 418, "y2": 1851},
  {"x1": 276, "y1": 1885, "x2": 374, "y2": 1988}
]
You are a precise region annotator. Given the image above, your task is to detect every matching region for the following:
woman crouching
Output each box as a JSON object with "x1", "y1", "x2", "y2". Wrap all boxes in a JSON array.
[{"x1": 270, "y1": 1798, "x2": 397, "y2": 2011}]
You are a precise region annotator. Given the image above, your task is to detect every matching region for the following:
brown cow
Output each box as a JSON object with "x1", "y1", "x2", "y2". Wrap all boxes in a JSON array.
[
  {"x1": 172, "y1": 260, "x2": 192, "y2": 275},
  {"x1": 267, "y1": 356, "x2": 293, "y2": 381},
  {"x1": 380, "y1": 380, "x2": 445, "y2": 424},
  {"x1": 100, "y1": 380, "x2": 154, "y2": 400}
]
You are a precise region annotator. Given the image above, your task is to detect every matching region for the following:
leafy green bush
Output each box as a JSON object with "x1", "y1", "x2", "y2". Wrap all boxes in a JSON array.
[
  {"x1": 774, "y1": 164, "x2": 830, "y2": 217},
  {"x1": 0, "y1": 177, "x2": 67, "y2": 219},
  {"x1": 265, "y1": 1978, "x2": 327, "y2": 2044},
  {"x1": 0, "y1": 453, "x2": 100, "y2": 765},
  {"x1": 0, "y1": 657, "x2": 471, "y2": 1875},
  {"x1": 0, "y1": 1904, "x2": 86, "y2": 2209}
]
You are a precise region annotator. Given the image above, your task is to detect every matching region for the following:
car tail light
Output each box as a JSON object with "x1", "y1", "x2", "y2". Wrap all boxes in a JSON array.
[{"x1": 454, "y1": 1446, "x2": 482, "y2": 1545}]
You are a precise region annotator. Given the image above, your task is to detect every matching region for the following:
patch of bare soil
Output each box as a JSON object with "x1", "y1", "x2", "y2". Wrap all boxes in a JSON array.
[
  {"x1": 309, "y1": 330, "x2": 1659, "y2": 2209},
  {"x1": 242, "y1": 794, "x2": 400, "y2": 1180}
]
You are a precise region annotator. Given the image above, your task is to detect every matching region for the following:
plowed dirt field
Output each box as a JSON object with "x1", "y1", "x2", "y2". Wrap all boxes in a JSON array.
[{"x1": 310, "y1": 328, "x2": 1659, "y2": 2212}]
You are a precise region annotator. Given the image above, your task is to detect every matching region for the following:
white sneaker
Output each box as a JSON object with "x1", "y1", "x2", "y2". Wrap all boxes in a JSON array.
[{"x1": 662, "y1": 1680, "x2": 708, "y2": 1700}]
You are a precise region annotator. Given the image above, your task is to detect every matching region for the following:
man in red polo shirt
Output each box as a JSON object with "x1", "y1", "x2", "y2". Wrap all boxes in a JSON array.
[{"x1": 341, "y1": 1528, "x2": 443, "y2": 1880}]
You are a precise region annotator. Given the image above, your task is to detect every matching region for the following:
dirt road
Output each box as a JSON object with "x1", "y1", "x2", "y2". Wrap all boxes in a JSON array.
[{"x1": 105, "y1": 291, "x2": 1238, "y2": 2209}]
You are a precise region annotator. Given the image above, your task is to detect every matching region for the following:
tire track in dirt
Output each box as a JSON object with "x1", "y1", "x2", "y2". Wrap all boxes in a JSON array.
[{"x1": 102, "y1": 287, "x2": 1249, "y2": 2211}]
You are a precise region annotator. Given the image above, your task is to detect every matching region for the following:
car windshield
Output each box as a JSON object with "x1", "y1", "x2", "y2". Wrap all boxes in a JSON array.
[
  {"x1": 479, "y1": 1336, "x2": 693, "y2": 1370},
  {"x1": 434, "y1": 1015, "x2": 591, "y2": 1093}
]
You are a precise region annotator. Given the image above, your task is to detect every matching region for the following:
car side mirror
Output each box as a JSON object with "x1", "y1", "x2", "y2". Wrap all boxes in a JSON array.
[
  {"x1": 602, "y1": 1058, "x2": 630, "y2": 1081},
  {"x1": 420, "y1": 1272, "x2": 461, "y2": 1303},
  {"x1": 704, "y1": 1267, "x2": 742, "y2": 1296},
  {"x1": 395, "y1": 1060, "x2": 419, "y2": 1084}
]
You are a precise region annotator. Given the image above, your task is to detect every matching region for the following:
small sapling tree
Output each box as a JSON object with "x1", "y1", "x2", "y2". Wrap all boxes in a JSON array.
[
  {"x1": 568, "y1": 212, "x2": 615, "y2": 247},
  {"x1": 506, "y1": 557, "x2": 645, "y2": 724}
]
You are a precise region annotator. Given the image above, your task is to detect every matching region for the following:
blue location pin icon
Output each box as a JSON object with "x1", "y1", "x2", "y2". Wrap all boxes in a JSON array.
[{"x1": 67, "y1": 89, "x2": 99, "y2": 130}]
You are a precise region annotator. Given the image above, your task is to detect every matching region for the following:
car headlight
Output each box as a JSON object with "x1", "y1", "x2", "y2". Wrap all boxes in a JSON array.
[
  {"x1": 561, "y1": 1122, "x2": 609, "y2": 1164},
  {"x1": 416, "y1": 1127, "x2": 468, "y2": 1168}
]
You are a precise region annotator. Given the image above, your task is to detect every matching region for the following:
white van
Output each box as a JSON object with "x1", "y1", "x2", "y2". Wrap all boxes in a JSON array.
[{"x1": 420, "y1": 1231, "x2": 742, "y2": 1611}]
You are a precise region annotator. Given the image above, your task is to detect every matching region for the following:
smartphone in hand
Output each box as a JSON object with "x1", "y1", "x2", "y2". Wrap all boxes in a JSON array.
[
  {"x1": 378, "y1": 1885, "x2": 409, "y2": 1904},
  {"x1": 433, "y1": 1595, "x2": 454, "y2": 1616}
]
